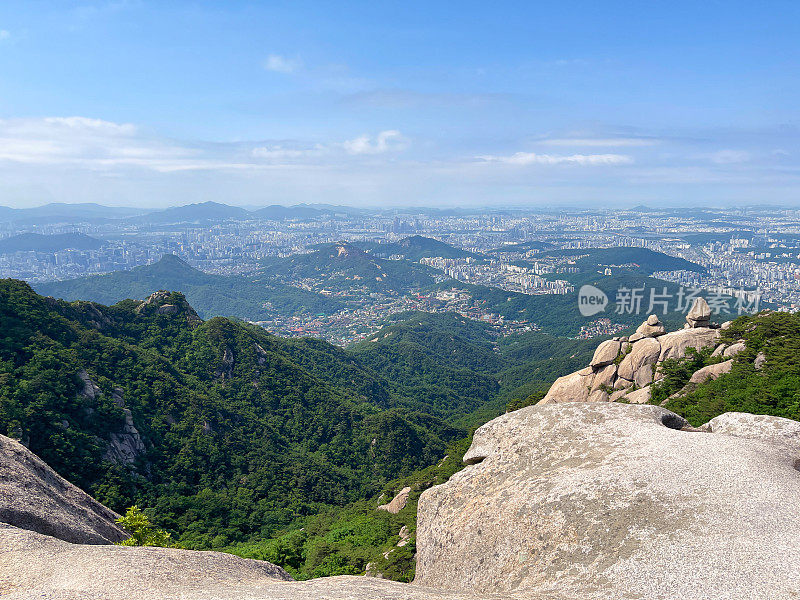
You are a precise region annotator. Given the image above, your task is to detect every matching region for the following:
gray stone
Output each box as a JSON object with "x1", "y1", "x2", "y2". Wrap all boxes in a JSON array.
[
  {"x1": 623, "y1": 386, "x2": 651, "y2": 404},
  {"x1": 0, "y1": 434, "x2": 127, "y2": 545},
  {"x1": 703, "y1": 412, "x2": 800, "y2": 453},
  {"x1": 415, "y1": 403, "x2": 800, "y2": 599},
  {"x1": 688, "y1": 359, "x2": 733, "y2": 384},
  {"x1": 658, "y1": 327, "x2": 719, "y2": 361},
  {"x1": 686, "y1": 297, "x2": 712, "y2": 327},
  {"x1": 617, "y1": 337, "x2": 660, "y2": 382},
  {"x1": 723, "y1": 341, "x2": 746, "y2": 358},
  {"x1": 538, "y1": 370, "x2": 590, "y2": 404},
  {"x1": 755, "y1": 351, "x2": 767, "y2": 369},
  {"x1": 589, "y1": 340, "x2": 620, "y2": 368},
  {"x1": 377, "y1": 486, "x2": 411, "y2": 514}
]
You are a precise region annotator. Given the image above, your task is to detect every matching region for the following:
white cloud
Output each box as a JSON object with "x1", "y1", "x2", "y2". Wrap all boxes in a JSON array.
[
  {"x1": 540, "y1": 137, "x2": 658, "y2": 147},
  {"x1": 251, "y1": 144, "x2": 324, "y2": 160},
  {"x1": 710, "y1": 149, "x2": 751, "y2": 164},
  {"x1": 476, "y1": 152, "x2": 633, "y2": 166},
  {"x1": 342, "y1": 130, "x2": 409, "y2": 155},
  {"x1": 263, "y1": 54, "x2": 301, "y2": 73}
]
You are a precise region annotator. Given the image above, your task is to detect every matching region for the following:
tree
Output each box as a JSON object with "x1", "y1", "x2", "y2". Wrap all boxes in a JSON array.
[{"x1": 116, "y1": 506, "x2": 173, "y2": 547}]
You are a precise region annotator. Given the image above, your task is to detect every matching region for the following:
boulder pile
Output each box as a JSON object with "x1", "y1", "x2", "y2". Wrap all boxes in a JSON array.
[{"x1": 540, "y1": 298, "x2": 725, "y2": 404}]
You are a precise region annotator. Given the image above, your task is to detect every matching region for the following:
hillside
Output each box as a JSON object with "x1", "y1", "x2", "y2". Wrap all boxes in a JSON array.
[
  {"x1": 0, "y1": 232, "x2": 104, "y2": 253},
  {"x1": 0, "y1": 279, "x2": 462, "y2": 548},
  {"x1": 539, "y1": 247, "x2": 706, "y2": 274},
  {"x1": 371, "y1": 236, "x2": 484, "y2": 261},
  {"x1": 36, "y1": 254, "x2": 342, "y2": 319},
  {"x1": 260, "y1": 242, "x2": 436, "y2": 294}
]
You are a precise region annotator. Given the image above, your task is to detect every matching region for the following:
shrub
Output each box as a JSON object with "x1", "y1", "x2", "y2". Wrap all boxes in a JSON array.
[{"x1": 116, "y1": 505, "x2": 173, "y2": 547}]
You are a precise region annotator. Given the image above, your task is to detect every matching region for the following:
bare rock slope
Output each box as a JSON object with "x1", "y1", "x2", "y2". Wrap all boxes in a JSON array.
[
  {"x1": 415, "y1": 403, "x2": 800, "y2": 599},
  {"x1": 0, "y1": 434, "x2": 127, "y2": 544}
]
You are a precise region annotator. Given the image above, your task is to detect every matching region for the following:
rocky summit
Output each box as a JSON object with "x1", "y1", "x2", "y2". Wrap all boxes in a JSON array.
[
  {"x1": 415, "y1": 402, "x2": 800, "y2": 599},
  {"x1": 3, "y1": 403, "x2": 800, "y2": 599}
]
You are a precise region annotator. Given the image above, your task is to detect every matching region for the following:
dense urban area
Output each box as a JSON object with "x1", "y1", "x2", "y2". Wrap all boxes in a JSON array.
[{"x1": 2, "y1": 202, "x2": 797, "y2": 344}]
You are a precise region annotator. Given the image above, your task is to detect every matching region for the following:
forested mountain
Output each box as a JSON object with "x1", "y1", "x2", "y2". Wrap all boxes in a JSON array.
[
  {"x1": 370, "y1": 236, "x2": 484, "y2": 261},
  {"x1": 36, "y1": 254, "x2": 341, "y2": 319},
  {"x1": 261, "y1": 242, "x2": 436, "y2": 293},
  {"x1": 0, "y1": 279, "x2": 461, "y2": 548},
  {"x1": 0, "y1": 232, "x2": 104, "y2": 253}
]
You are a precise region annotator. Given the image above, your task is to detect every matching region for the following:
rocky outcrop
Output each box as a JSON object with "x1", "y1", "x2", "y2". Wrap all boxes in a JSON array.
[
  {"x1": 540, "y1": 313, "x2": 720, "y2": 404},
  {"x1": 688, "y1": 359, "x2": 733, "y2": 384},
  {"x1": 0, "y1": 434, "x2": 127, "y2": 544},
  {"x1": 686, "y1": 297, "x2": 712, "y2": 327},
  {"x1": 377, "y1": 486, "x2": 411, "y2": 514},
  {"x1": 0, "y1": 526, "x2": 533, "y2": 600},
  {"x1": 135, "y1": 290, "x2": 202, "y2": 327},
  {"x1": 415, "y1": 403, "x2": 800, "y2": 599}
]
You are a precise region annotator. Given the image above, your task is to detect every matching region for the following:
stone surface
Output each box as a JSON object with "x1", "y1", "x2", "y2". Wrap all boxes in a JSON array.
[
  {"x1": 686, "y1": 297, "x2": 712, "y2": 327},
  {"x1": 657, "y1": 327, "x2": 719, "y2": 361},
  {"x1": 617, "y1": 337, "x2": 660, "y2": 383},
  {"x1": 538, "y1": 370, "x2": 590, "y2": 404},
  {"x1": 635, "y1": 315, "x2": 666, "y2": 337},
  {"x1": 416, "y1": 403, "x2": 800, "y2": 599},
  {"x1": 0, "y1": 524, "x2": 551, "y2": 600},
  {"x1": 589, "y1": 340, "x2": 620, "y2": 368},
  {"x1": 688, "y1": 359, "x2": 733, "y2": 384},
  {"x1": 723, "y1": 341, "x2": 746, "y2": 358},
  {"x1": 704, "y1": 412, "x2": 800, "y2": 452},
  {"x1": 0, "y1": 434, "x2": 127, "y2": 545},
  {"x1": 623, "y1": 386, "x2": 651, "y2": 404},
  {"x1": 377, "y1": 486, "x2": 412, "y2": 514},
  {"x1": 755, "y1": 351, "x2": 767, "y2": 370},
  {"x1": 589, "y1": 364, "x2": 616, "y2": 396}
]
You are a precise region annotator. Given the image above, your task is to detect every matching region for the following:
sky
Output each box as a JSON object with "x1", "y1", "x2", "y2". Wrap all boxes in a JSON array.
[{"x1": 0, "y1": 1, "x2": 798, "y2": 209}]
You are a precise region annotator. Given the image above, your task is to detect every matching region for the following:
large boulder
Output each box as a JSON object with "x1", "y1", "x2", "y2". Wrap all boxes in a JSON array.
[
  {"x1": 688, "y1": 359, "x2": 733, "y2": 384},
  {"x1": 617, "y1": 337, "x2": 660, "y2": 386},
  {"x1": 658, "y1": 327, "x2": 719, "y2": 361},
  {"x1": 686, "y1": 297, "x2": 712, "y2": 327},
  {"x1": 589, "y1": 340, "x2": 620, "y2": 368},
  {"x1": 415, "y1": 403, "x2": 800, "y2": 599},
  {"x1": 0, "y1": 434, "x2": 127, "y2": 544},
  {"x1": 538, "y1": 369, "x2": 590, "y2": 404}
]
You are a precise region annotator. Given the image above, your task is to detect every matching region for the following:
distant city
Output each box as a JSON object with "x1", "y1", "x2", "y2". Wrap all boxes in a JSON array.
[{"x1": 2, "y1": 202, "x2": 798, "y2": 345}]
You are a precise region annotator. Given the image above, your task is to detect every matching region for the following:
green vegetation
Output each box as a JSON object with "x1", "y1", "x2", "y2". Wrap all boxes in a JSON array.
[
  {"x1": 0, "y1": 232, "x2": 103, "y2": 254},
  {"x1": 0, "y1": 279, "x2": 596, "y2": 570},
  {"x1": 223, "y1": 437, "x2": 472, "y2": 581},
  {"x1": 260, "y1": 242, "x2": 436, "y2": 293},
  {"x1": 538, "y1": 246, "x2": 706, "y2": 274},
  {"x1": 116, "y1": 505, "x2": 173, "y2": 547},
  {"x1": 372, "y1": 235, "x2": 485, "y2": 261},
  {"x1": 36, "y1": 254, "x2": 342, "y2": 320},
  {"x1": 0, "y1": 279, "x2": 460, "y2": 549},
  {"x1": 663, "y1": 312, "x2": 800, "y2": 426}
]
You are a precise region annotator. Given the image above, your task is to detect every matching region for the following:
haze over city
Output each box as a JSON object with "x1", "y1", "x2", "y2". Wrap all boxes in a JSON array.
[{"x1": 1, "y1": 0, "x2": 798, "y2": 208}]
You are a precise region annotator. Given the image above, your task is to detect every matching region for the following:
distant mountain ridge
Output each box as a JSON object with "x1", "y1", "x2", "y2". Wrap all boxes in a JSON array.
[{"x1": 0, "y1": 233, "x2": 104, "y2": 254}]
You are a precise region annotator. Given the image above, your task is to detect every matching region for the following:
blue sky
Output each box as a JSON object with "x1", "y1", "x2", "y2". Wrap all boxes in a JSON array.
[{"x1": 0, "y1": 1, "x2": 798, "y2": 208}]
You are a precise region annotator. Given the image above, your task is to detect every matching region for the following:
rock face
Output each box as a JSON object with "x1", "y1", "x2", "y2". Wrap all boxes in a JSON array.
[
  {"x1": 0, "y1": 434, "x2": 128, "y2": 545},
  {"x1": 415, "y1": 403, "x2": 800, "y2": 599},
  {"x1": 0, "y1": 525, "x2": 536, "y2": 600},
  {"x1": 377, "y1": 486, "x2": 412, "y2": 514},
  {"x1": 686, "y1": 297, "x2": 712, "y2": 327},
  {"x1": 540, "y1": 315, "x2": 720, "y2": 405},
  {"x1": 688, "y1": 359, "x2": 733, "y2": 384}
]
